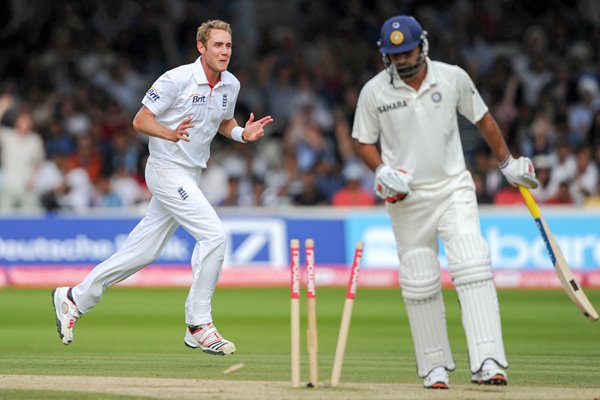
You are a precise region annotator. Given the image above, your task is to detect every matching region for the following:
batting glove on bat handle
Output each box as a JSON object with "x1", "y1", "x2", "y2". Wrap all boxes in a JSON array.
[
  {"x1": 499, "y1": 155, "x2": 539, "y2": 189},
  {"x1": 374, "y1": 164, "x2": 412, "y2": 202}
]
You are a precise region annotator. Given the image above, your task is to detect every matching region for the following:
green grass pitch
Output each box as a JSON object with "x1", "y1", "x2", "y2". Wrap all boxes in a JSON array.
[{"x1": 0, "y1": 287, "x2": 599, "y2": 394}]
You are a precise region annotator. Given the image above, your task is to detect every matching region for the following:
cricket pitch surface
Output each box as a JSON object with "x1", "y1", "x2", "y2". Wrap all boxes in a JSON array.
[{"x1": 2, "y1": 374, "x2": 599, "y2": 399}]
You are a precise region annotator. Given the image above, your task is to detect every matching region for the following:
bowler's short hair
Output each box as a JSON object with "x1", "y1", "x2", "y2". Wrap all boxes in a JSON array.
[{"x1": 196, "y1": 20, "x2": 232, "y2": 45}]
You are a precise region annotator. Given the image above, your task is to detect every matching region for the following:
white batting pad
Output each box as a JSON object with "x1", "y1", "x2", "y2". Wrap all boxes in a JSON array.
[
  {"x1": 446, "y1": 234, "x2": 508, "y2": 372},
  {"x1": 445, "y1": 233, "x2": 492, "y2": 285},
  {"x1": 400, "y1": 248, "x2": 456, "y2": 377}
]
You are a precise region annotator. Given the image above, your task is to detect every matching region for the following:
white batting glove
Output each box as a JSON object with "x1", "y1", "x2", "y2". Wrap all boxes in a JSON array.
[
  {"x1": 374, "y1": 164, "x2": 412, "y2": 203},
  {"x1": 499, "y1": 155, "x2": 539, "y2": 189}
]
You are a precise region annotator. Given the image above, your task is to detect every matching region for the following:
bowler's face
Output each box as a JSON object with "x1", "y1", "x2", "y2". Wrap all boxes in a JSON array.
[{"x1": 198, "y1": 29, "x2": 232, "y2": 73}]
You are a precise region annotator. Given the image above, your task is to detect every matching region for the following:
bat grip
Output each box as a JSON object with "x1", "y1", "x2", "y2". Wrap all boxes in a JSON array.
[{"x1": 518, "y1": 185, "x2": 541, "y2": 218}]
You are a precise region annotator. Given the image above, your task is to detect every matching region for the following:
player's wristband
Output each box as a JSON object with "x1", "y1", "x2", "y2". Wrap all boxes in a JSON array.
[
  {"x1": 231, "y1": 126, "x2": 247, "y2": 143},
  {"x1": 498, "y1": 154, "x2": 513, "y2": 169}
]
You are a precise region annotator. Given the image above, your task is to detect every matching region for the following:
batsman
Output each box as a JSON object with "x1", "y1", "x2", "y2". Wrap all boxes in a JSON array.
[{"x1": 352, "y1": 15, "x2": 539, "y2": 389}]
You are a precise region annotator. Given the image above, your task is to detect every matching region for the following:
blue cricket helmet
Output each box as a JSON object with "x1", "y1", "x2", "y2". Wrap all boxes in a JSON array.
[{"x1": 378, "y1": 15, "x2": 424, "y2": 55}]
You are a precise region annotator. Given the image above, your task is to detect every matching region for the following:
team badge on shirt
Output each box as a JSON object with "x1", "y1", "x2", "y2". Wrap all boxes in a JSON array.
[
  {"x1": 222, "y1": 94, "x2": 228, "y2": 110},
  {"x1": 431, "y1": 91, "x2": 442, "y2": 102}
]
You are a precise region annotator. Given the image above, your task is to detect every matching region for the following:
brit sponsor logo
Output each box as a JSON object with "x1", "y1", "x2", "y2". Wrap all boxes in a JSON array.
[
  {"x1": 146, "y1": 87, "x2": 160, "y2": 101},
  {"x1": 191, "y1": 94, "x2": 207, "y2": 106}
]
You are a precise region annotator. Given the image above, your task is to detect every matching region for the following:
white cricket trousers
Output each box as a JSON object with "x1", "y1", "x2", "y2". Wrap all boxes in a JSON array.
[{"x1": 72, "y1": 156, "x2": 227, "y2": 326}]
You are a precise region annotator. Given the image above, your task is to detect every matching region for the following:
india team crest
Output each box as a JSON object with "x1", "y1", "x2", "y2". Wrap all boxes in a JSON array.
[{"x1": 390, "y1": 31, "x2": 404, "y2": 45}]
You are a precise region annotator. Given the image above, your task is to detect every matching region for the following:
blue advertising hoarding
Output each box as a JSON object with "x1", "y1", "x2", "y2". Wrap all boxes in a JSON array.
[
  {"x1": 346, "y1": 210, "x2": 600, "y2": 271},
  {"x1": 0, "y1": 208, "x2": 599, "y2": 287}
]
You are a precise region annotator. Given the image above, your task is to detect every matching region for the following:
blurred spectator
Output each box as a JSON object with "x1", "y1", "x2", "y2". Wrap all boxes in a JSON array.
[
  {"x1": 529, "y1": 154, "x2": 554, "y2": 202},
  {"x1": 291, "y1": 167, "x2": 328, "y2": 206},
  {"x1": 248, "y1": 175, "x2": 269, "y2": 206},
  {"x1": 569, "y1": 146, "x2": 598, "y2": 204},
  {"x1": 511, "y1": 25, "x2": 554, "y2": 108},
  {"x1": 110, "y1": 165, "x2": 147, "y2": 207},
  {"x1": 0, "y1": 99, "x2": 45, "y2": 211},
  {"x1": 220, "y1": 176, "x2": 242, "y2": 207},
  {"x1": 548, "y1": 140, "x2": 577, "y2": 194},
  {"x1": 66, "y1": 135, "x2": 103, "y2": 184},
  {"x1": 89, "y1": 60, "x2": 147, "y2": 116},
  {"x1": 586, "y1": 109, "x2": 600, "y2": 149},
  {"x1": 35, "y1": 151, "x2": 69, "y2": 212},
  {"x1": 199, "y1": 158, "x2": 229, "y2": 206},
  {"x1": 60, "y1": 97, "x2": 92, "y2": 137},
  {"x1": 44, "y1": 120, "x2": 75, "y2": 157},
  {"x1": 331, "y1": 163, "x2": 375, "y2": 206},
  {"x1": 584, "y1": 180, "x2": 600, "y2": 207},
  {"x1": 313, "y1": 157, "x2": 344, "y2": 203},
  {"x1": 493, "y1": 182, "x2": 525, "y2": 205},
  {"x1": 545, "y1": 181, "x2": 575, "y2": 205},
  {"x1": 1, "y1": 1, "x2": 599, "y2": 211},
  {"x1": 567, "y1": 76, "x2": 600, "y2": 146},
  {"x1": 92, "y1": 175, "x2": 123, "y2": 208}
]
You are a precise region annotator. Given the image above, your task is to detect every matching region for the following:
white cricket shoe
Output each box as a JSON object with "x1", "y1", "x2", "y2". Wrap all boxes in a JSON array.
[
  {"x1": 423, "y1": 366, "x2": 449, "y2": 389},
  {"x1": 471, "y1": 359, "x2": 508, "y2": 385},
  {"x1": 51, "y1": 287, "x2": 80, "y2": 345},
  {"x1": 184, "y1": 323, "x2": 236, "y2": 355}
]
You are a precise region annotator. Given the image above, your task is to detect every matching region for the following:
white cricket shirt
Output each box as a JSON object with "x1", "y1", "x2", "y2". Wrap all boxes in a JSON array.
[
  {"x1": 352, "y1": 58, "x2": 488, "y2": 187},
  {"x1": 142, "y1": 57, "x2": 240, "y2": 168}
]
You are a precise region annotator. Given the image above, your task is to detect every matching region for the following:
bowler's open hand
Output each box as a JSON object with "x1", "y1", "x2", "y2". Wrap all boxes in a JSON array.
[
  {"x1": 243, "y1": 113, "x2": 274, "y2": 142},
  {"x1": 171, "y1": 116, "x2": 194, "y2": 142}
]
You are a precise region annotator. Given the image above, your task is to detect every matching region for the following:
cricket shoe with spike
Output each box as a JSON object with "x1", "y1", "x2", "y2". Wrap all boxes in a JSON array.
[
  {"x1": 423, "y1": 366, "x2": 449, "y2": 389},
  {"x1": 184, "y1": 323, "x2": 236, "y2": 355},
  {"x1": 471, "y1": 359, "x2": 508, "y2": 385},
  {"x1": 51, "y1": 287, "x2": 80, "y2": 345}
]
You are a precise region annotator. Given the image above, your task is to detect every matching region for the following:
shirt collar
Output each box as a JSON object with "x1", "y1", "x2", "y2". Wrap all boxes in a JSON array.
[{"x1": 192, "y1": 57, "x2": 209, "y2": 85}]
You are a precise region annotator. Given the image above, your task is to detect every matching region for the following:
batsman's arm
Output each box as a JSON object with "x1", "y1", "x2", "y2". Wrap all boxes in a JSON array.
[
  {"x1": 475, "y1": 112, "x2": 510, "y2": 163},
  {"x1": 356, "y1": 142, "x2": 383, "y2": 172}
]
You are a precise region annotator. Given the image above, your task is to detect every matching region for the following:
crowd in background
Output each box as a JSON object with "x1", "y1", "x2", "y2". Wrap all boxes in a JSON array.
[{"x1": 0, "y1": 0, "x2": 599, "y2": 213}]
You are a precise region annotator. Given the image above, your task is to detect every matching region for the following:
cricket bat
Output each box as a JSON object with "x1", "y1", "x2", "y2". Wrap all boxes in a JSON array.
[{"x1": 519, "y1": 186, "x2": 598, "y2": 321}]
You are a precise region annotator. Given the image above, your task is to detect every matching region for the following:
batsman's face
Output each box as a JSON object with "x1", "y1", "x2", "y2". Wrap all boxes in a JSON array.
[
  {"x1": 389, "y1": 46, "x2": 420, "y2": 68},
  {"x1": 198, "y1": 29, "x2": 232, "y2": 73}
]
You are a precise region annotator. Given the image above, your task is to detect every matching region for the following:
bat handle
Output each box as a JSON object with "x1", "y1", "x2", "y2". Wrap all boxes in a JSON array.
[{"x1": 518, "y1": 185, "x2": 541, "y2": 218}]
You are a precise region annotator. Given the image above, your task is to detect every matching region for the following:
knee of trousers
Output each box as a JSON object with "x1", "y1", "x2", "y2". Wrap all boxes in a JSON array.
[
  {"x1": 400, "y1": 248, "x2": 442, "y2": 302},
  {"x1": 197, "y1": 220, "x2": 228, "y2": 248},
  {"x1": 445, "y1": 233, "x2": 493, "y2": 287}
]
